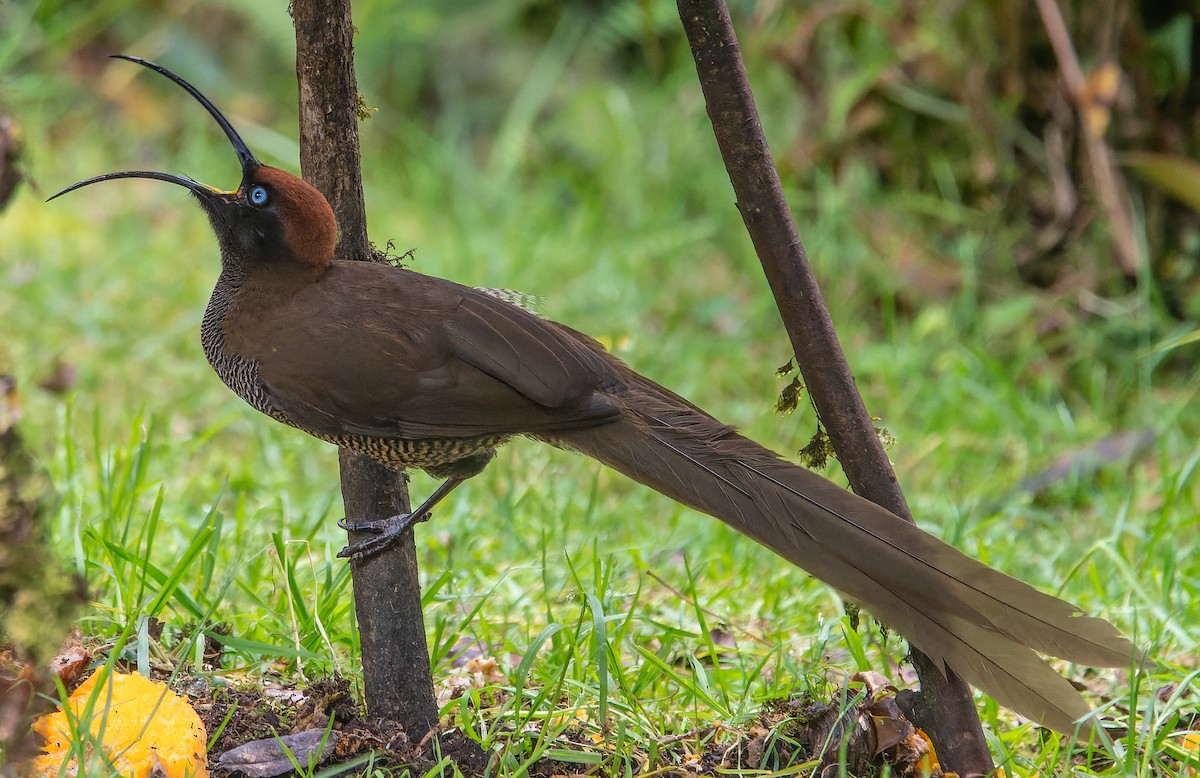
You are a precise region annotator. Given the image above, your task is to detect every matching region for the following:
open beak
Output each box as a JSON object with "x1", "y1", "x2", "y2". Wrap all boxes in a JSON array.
[{"x1": 48, "y1": 55, "x2": 261, "y2": 203}]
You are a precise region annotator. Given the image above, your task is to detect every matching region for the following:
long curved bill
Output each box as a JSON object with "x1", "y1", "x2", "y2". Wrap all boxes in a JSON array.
[
  {"x1": 48, "y1": 55, "x2": 260, "y2": 202},
  {"x1": 47, "y1": 170, "x2": 224, "y2": 202}
]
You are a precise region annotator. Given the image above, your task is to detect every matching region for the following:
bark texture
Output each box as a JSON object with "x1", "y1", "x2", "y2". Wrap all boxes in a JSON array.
[{"x1": 292, "y1": 0, "x2": 439, "y2": 735}]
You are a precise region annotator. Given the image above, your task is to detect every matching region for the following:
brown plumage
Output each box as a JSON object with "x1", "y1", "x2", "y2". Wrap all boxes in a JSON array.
[{"x1": 52, "y1": 57, "x2": 1137, "y2": 738}]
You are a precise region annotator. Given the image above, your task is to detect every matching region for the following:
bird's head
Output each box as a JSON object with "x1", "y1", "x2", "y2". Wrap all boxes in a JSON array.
[{"x1": 50, "y1": 55, "x2": 337, "y2": 272}]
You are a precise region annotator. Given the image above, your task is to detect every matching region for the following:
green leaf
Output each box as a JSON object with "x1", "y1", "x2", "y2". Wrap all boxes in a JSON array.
[
  {"x1": 1123, "y1": 152, "x2": 1200, "y2": 214},
  {"x1": 205, "y1": 630, "x2": 320, "y2": 660}
]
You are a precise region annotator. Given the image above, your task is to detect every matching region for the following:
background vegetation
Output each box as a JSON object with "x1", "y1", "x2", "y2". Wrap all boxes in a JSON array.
[{"x1": 1, "y1": 0, "x2": 1198, "y2": 774}]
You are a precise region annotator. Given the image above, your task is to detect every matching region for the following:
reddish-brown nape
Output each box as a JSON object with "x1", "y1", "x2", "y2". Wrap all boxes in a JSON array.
[{"x1": 255, "y1": 166, "x2": 338, "y2": 267}]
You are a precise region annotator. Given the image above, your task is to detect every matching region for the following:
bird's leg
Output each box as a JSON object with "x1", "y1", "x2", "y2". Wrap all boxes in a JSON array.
[
  {"x1": 337, "y1": 450, "x2": 495, "y2": 560},
  {"x1": 337, "y1": 476, "x2": 468, "y2": 560}
]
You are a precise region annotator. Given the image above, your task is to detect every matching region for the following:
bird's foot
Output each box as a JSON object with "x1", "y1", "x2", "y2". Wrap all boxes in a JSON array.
[{"x1": 337, "y1": 511, "x2": 431, "y2": 560}]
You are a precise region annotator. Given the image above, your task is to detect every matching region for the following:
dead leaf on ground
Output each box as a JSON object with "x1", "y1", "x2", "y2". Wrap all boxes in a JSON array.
[
  {"x1": 788, "y1": 671, "x2": 943, "y2": 777},
  {"x1": 217, "y1": 729, "x2": 340, "y2": 777},
  {"x1": 37, "y1": 359, "x2": 78, "y2": 395}
]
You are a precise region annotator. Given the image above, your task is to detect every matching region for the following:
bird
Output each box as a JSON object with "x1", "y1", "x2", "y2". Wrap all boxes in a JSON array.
[{"x1": 52, "y1": 56, "x2": 1136, "y2": 739}]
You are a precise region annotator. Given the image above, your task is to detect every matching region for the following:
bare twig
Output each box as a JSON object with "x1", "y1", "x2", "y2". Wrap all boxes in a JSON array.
[
  {"x1": 657, "y1": 724, "x2": 719, "y2": 746},
  {"x1": 1034, "y1": 0, "x2": 1141, "y2": 277}
]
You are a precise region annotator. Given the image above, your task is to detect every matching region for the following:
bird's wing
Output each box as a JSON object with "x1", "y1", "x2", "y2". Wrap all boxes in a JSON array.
[
  {"x1": 444, "y1": 283, "x2": 626, "y2": 405},
  {"x1": 248, "y1": 263, "x2": 621, "y2": 439}
]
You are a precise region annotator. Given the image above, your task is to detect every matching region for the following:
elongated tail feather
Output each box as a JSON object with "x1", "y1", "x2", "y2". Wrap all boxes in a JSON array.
[{"x1": 547, "y1": 374, "x2": 1136, "y2": 736}]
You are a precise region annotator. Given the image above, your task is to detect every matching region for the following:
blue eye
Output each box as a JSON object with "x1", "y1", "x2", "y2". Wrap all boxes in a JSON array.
[{"x1": 249, "y1": 185, "x2": 268, "y2": 205}]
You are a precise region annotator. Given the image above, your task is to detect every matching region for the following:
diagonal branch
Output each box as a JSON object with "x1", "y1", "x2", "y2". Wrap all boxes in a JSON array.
[{"x1": 674, "y1": 2, "x2": 994, "y2": 774}]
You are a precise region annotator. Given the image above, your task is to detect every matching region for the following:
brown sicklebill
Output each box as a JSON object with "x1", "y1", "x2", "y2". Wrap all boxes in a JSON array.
[{"x1": 53, "y1": 56, "x2": 1137, "y2": 739}]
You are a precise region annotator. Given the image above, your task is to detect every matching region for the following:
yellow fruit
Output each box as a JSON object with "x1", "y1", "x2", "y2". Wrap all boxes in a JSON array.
[{"x1": 31, "y1": 669, "x2": 207, "y2": 778}]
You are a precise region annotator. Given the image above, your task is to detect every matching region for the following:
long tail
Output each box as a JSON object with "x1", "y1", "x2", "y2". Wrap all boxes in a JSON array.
[{"x1": 547, "y1": 373, "x2": 1136, "y2": 737}]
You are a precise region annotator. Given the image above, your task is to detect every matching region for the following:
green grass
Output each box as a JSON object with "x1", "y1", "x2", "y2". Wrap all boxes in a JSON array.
[{"x1": 3, "y1": 2, "x2": 1199, "y2": 775}]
